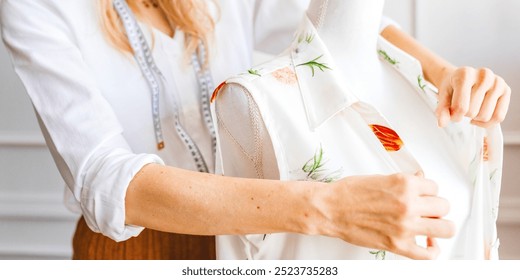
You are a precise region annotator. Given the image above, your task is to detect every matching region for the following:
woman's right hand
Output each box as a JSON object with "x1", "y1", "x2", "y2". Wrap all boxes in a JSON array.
[{"x1": 312, "y1": 172, "x2": 455, "y2": 260}]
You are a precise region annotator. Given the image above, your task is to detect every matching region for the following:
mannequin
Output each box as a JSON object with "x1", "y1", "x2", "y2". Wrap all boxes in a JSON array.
[
  {"x1": 216, "y1": 0, "x2": 394, "y2": 182},
  {"x1": 306, "y1": 0, "x2": 386, "y2": 100},
  {"x1": 214, "y1": 0, "x2": 501, "y2": 259},
  {"x1": 305, "y1": 0, "x2": 473, "y2": 258}
]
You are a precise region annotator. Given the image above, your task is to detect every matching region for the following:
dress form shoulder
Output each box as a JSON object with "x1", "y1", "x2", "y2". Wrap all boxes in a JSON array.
[{"x1": 215, "y1": 83, "x2": 279, "y2": 180}]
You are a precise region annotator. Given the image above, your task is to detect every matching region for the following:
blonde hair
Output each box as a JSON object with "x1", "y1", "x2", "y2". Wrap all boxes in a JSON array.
[{"x1": 99, "y1": 0, "x2": 216, "y2": 63}]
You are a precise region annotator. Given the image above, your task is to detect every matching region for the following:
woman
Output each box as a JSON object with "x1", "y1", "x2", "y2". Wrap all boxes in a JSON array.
[{"x1": 0, "y1": 0, "x2": 509, "y2": 260}]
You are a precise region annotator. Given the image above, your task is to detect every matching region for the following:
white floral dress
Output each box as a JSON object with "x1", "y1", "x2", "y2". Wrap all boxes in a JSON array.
[{"x1": 211, "y1": 16, "x2": 503, "y2": 260}]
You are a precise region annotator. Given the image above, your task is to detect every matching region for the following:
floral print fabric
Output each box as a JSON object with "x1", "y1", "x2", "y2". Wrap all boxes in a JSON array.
[{"x1": 212, "y1": 16, "x2": 503, "y2": 260}]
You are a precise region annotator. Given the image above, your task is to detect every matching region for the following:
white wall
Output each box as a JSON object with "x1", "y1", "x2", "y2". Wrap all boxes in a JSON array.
[
  {"x1": 0, "y1": 34, "x2": 79, "y2": 260},
  {"x1": 0, "y1": 0, "x2": 518, "y2": 260}
]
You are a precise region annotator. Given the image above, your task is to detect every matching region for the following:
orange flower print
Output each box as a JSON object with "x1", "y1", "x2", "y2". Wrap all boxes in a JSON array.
[
  {"x1": 210, "y1": 81, "x2": 227, "y2": 103},
  {"x1": 369, "y1": 124, "x2": 404, "y2": 152},
  {"x1": 272, "y1": 67, "x2": 298, "y2": 85},
  {"x1": 482, "y1": 137, "x2": 489, "y2": 161}
]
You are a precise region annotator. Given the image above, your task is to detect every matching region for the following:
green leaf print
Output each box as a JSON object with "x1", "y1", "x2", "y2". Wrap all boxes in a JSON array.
[
  {"x1": 490, "y1": 168, "x2": 499, "y2": 181},
  {"x1": 417, "y1": 75, "x2": 427, "y2": 91},
  {"x1": 248, "y1": 68, "x2": 261, "y2": 77},
  {"x1": 265, "y1": 146, "x2": 341, "y2": 242},
  {"x1": 378, "y1": 49, "x2": 399, "y2": 66},
  {"x1": 369, "y1": 250, "x2": 386, "y2": 260},
  {"x1": 297, "y1": 34, "x2": 304, "y2": 44},
  {"x1": 305, "y1": 33, "x2": 315, "y2": 44},
  {"x1": 297, "y1": 32, "x2": 315, "y2": 44},
  {"x1": 302, "y1": 145, "x2": 342, "y2": 183},
  {"x1": 296, "y1": 55, "x2": 332, "y2": 77}
]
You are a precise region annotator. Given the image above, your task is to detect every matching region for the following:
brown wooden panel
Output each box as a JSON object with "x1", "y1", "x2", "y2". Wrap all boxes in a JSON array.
[{"x1": 72, "y1": 217, "x2": 215, "y2": 260}]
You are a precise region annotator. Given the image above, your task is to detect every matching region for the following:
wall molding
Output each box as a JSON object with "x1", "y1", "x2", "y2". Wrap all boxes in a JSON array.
[
  {"x1": 504, "y1": 131, "x2": 520, "y2": 146},
  {"x1": 0, "y1": 193, "x2": 78, "y2": 260},
  {"x1": 0, "y1": 193, "x2": 79, "y2": 222},
  {"x1": 498, "y1": 198, "x2": 520, "y2": 225},
  {"x1": 0, "y1": 247, "x2": 72, "y2": 260},
  {"x1": 0, "y1": 131, "x2": 45, "y2": 147},
  {"x1": 1, "y1": 130, "x2": 519, "y2": 147}
]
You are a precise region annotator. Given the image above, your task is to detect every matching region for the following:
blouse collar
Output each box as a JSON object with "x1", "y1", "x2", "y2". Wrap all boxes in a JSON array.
[{"x1": 290, "y1": 16, "x2": 433, "y2": 131}]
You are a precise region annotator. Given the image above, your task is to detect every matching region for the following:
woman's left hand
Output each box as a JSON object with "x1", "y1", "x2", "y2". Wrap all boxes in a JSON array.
[{"x1": 436, "y1": 66, "x2": 511, "y2": 128}]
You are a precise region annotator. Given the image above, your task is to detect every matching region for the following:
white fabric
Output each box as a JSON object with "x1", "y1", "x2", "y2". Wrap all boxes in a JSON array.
[
  {"x1": 0, "y1": 0, "x2": 311, "y2": 241},
  {"x1": 213, "y1": 16, "x2": 503, "y2": 259}
]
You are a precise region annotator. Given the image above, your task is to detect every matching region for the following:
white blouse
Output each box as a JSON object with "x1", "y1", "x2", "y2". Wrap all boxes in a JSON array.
[{"x1": 0, "y1": 0, "x2": 396, "y2": 242}]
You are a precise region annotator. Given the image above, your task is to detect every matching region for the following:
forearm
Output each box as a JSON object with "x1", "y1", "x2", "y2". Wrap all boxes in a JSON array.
[
  {"x1": 125, "y1": 164, "x2": 455, "y2": 259},
  {"x1": 125, "y1": 163, "x2": 325, "y2": 236},
  {"x1": 381, "y1": 25, "x2": 456, "y2": 88}
]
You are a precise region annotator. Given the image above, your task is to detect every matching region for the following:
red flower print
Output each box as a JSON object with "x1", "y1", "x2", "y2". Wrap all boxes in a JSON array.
[
  {"x1": 483, "y1": 137, "x2": 489, "y2": 161},
  {"x1": 210, "y1": 81, "x2": 227, "y2": 103},
  {"x1": 369, "y1": 124, "x2": 404, "y2": 152}
]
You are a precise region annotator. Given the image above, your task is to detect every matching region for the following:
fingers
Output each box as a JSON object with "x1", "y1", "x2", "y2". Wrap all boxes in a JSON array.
[
  {"x1": 336, "y1": 173, "x2": 454, "y2": 260},
  {"x1": 408, "y1": 174, "x2": 439, "y2": 196},
  {"x1": 415, "y1": 217, "x2": 456, "y2": 239},
  {"x1": 424, "y1": 237, "x2": 441, "y2": 260},
  {"x1": 471, "y1": 80, "x2": 511, "y2": 127},
  {"x1": 493, "y1": 85, "x2": 512, "y2": 123},
  {"x1": 466, "y1": 68, "x2": 495, "y2": 119},
  {"x1": 415, "y1": 196, "x2": 450, "y2": 218},
  {"x1": 436, "y1": 67, "x2": 510, "y2": 127},
  {"x1": 435, "y1": 80, "x2": 453, "y2": 128},
  {"x1": 424, "y1": 237, "x2": 441, "y2": 259},
  {"x1": 402, "y1": 237, "x2": 440, "y2": 260},
  {"x1": 473, "y1": 77, "x2": 505, "y2": 122},
  {"x1": 449, "y1": 67, "x2": 476, "y2": 122},
  {"x1": 471, "y1": 90, "x2": 511, "y2": 127}
]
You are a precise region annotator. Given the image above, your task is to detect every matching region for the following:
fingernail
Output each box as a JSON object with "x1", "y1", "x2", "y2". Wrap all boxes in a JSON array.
[{"x1": 438, "y1": 113, "x2": 449, "y2": 128}]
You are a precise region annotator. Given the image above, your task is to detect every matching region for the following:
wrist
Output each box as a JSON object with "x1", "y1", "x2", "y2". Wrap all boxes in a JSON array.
[
  {"x1": 427, "y1": 62, "x2": 456, "y2": 89},
  {"x1": 296, "y1": 180, "x2": 341, "y2": 238},
  {"x1": 283, "y1": 180, "x2": 323, "y2": 236}
]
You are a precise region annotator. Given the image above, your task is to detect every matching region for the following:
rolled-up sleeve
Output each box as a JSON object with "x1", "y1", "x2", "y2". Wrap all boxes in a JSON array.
[{"x1": 1, "y1": 0, "x2": 164, "y2": 241}]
